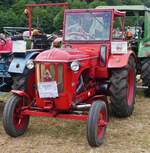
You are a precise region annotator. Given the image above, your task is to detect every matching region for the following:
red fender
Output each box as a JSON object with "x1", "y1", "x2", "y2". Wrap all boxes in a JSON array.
[
  {"x1": 108, "y1": 50, "x2": 136, "y2": 68},
  {"x1": 11, "y1": 90, "x2": 32, "y2": 103}
]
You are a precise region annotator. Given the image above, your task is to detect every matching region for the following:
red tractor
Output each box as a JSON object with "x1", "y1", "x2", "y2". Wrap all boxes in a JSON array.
[{"x1": 3, "y1": 8, "x2": 136, "y2": 147}]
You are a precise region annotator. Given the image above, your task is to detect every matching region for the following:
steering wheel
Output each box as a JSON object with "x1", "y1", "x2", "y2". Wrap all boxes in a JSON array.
[
  {"x1": 67, "y1": 30, "x2": 96, "y2": 40},
  {"x1": 67, "y1": 32, "x2": 95, "y2": 40},
  {"x1": 67, "y1": 32, "x2": 88, "y2": 40},
  {"x1": 0, "y1": 37, "x2": 6, "y2": 46}
]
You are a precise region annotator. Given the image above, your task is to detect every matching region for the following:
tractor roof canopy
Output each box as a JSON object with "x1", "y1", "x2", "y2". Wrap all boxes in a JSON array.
[
  {"x1": 3, "y1": 27, "x2": 29, "y2": 36},
  {"x1": 96, "y1": 5, "x2": 150, "y2": 16}
]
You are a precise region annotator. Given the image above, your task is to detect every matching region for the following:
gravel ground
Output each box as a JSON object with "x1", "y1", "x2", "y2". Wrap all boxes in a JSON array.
[{"x1": 0, "y1": 91, "x2": 150, "y2": 153}]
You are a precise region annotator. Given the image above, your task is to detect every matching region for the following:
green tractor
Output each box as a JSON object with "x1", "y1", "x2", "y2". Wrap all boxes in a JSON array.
[{"x1": 97, "y1": 5, "x2": 150, "y2": 97}]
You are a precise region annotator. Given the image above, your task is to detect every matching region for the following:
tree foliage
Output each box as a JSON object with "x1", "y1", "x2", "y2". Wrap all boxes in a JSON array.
[{"x1": 0, "y1": 0, "x2": 149, "y2": 33}]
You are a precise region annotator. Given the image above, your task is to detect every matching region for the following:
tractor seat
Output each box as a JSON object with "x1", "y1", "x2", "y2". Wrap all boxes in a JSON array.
[{"x1": 32, "y1": 34, "x2": 50, "y2": 50}]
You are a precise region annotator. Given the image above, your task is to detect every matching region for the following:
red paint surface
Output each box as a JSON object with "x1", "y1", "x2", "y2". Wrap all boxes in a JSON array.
[{"x1": 0, "y1": 38, "x2": 12, "y2": 53}]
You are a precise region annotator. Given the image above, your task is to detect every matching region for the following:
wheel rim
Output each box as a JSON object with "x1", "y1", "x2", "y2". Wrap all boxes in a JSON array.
[
  {"x1": 97, "y1": 110, "x2": 107, "y2": 139},
  {"x1": 13, "y1": 99, "x2": 28, "y2": 130},
  {"x1": 127, "y1": 67, "x2": 134, "y2": 106}
]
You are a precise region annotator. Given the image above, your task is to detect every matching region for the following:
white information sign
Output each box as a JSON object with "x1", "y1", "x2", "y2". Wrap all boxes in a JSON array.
[
  {"x1": 111, "y1": 41, "x2": 128, "y2": 54},
  {"x1": 38, "y1": 81, "x2": 58, "y2": 98},
  {"x1": 12, "y1": 40, "x2": 26, "y2": 53}
]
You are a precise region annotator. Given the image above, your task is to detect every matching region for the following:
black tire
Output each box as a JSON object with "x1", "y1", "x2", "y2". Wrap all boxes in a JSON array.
[
  {"x1": 110, "y1": 56, "x2": 136, "y2": 117},
  {"x1": 3, "y1": 95, "x2": 29, "y2": 137},
  {"x1": 87, "y1": 101, "x2": 108, "y2": 147},
  {"x1": 141, "y1": 58, "x2": 150, "y2": 97},
  {"x1": 0, "y1": 78, "x2": 13, "y2": 92}
]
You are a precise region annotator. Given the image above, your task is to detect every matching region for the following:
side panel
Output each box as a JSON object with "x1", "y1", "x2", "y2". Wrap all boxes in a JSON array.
[
  {"x1": 144, "y1": 11, "x2": 150, "y2": 41},
  {"x1": 138, "y1": 39, "x2": 150, "y2": 57},
  {"x1": 138, "y1": 11, "x2": 150, "y2": 58}
]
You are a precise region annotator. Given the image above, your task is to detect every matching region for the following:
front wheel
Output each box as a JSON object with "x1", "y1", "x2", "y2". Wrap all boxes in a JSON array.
[
  {"x1": 87, "y1": 101, "x2": 108, "y2": 147},
  {"x1": 3, "y1": 95, "x2": 29, "y2": 137}
]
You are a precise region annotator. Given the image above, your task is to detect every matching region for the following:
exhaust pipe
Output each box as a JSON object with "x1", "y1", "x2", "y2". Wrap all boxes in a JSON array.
[{"x1": 73, "y1": 104, "x2": 91, "y2": 110}]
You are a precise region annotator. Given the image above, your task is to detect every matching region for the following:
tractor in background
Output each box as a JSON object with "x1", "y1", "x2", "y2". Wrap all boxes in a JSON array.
[
  {"x1": 3, "y1": 8, "x2": 136, "y2": 147},
  {"x1": 0, "y1": 27, "x2": 29, "y2": 91},
  {"x1": 0, "y1": 36, "x2": 13, "y2": 91},
  {"x1": 97, "y1": 5, "x2": 150, "y2": 97},
  {"x1": 0, "y1": 3, "x2": 67, "y2": 91},
  {"x1": 3, "y1": 27, "x2": 29, "y2": 40}
]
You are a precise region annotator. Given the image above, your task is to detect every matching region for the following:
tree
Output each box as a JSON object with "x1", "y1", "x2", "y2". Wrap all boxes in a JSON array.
[
  {"x1": 88, "y1": 0, "x2": 107, "y2": 8},
  {"x1": 68, "y1": 0, "x2": 88, "y2": 9}
]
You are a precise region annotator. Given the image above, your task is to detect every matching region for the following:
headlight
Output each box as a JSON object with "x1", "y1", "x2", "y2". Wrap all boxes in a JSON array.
[
  {"x1": 70, "y1": 61, "x2": 80, "y2": 71},
  {"x1": 26, "y1": 60, "x2": 34, "y2": 69}
]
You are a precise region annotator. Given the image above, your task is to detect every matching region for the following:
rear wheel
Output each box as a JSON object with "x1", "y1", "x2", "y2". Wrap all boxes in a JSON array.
[
  {"x1": 141, "y1": 58, "x2": 150, "y2": 97},
  {"x1": 3, "y1": 95, "x2": 29, "y2": 137},
  {"x1": 87, "y1": 101, "x2": 108, "y2": 147},
  {"x1": 110, "y1": 56, "x2": 136, "y2": 117}
]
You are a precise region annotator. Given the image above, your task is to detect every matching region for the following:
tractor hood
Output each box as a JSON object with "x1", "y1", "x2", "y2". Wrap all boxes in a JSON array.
[{"x1": 35, "y1": 47, "x2": 98, "y2": 62}]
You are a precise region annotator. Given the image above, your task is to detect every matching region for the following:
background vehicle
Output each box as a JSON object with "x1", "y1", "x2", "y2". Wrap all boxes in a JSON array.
[
  {"x1": 0, "y1": 27, "x2": 29, "y2": 91},
  {"x1": 3, "y1": 27, "x2": 29, "y2": 39},
  {"x1": 0, "y1": 36, "x2": 13, "y2": 91},
  {"x1": 3, "y1": 8, "x2": 136, "y2": 147},
  {"x1": 3, "y1": 3, "x2": 68, "y2": 91},
  {"x1": 97, "y1": 5, "x2": 150, "y2": 97}
]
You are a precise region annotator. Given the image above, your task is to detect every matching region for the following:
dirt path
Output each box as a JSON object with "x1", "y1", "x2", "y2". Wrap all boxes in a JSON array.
[{"x1": 0, "y1": 92, "x2": 150, "y2": 153}]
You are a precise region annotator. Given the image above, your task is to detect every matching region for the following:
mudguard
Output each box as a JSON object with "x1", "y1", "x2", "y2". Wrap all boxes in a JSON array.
[
  {"x1": 11, "y1": 90, "x2": 32, "y2": 102},
  {"x1": 8, "y1": 51, "x2": 39, "y2": 74},
  {"x1": 108, "y1": 51, "x2": 136, "y2": 68}
]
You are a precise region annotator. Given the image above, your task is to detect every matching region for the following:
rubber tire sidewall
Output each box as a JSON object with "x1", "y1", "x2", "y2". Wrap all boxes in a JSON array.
[
  {"x1": 110, "y1": 56, "x2": 136, "y2": 117},
  {"x1": 3, "y1": 95, "x2": 29, "y2": 137},
  {"x1": 87, "y1": 101, "x2": 108, "y2": 147}
]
